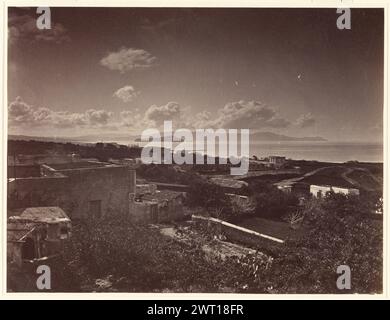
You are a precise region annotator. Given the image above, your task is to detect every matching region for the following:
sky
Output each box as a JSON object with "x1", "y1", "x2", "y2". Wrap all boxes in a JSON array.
[{"x1": 7, "y1": 7, "x2": 384, "y2": 142}]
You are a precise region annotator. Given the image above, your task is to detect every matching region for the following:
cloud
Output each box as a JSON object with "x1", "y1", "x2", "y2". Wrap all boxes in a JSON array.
[
  {"x1": 85, "y1": 109, "x2": 113, "y2": 125},
  {"x1": 144, "y1": 101, "x2": 185, "y2": 126},
  {"x1": 100, "y1": 48, "x2": 157, "y2": 73},
  {"x1": 113, "y1": 85, "x2": 140, "y2": 103},
  {"x1": 295, "y1": 112, "x2": 316, "y2": 128},
  {"x1": 127, "y1": 100, "x2": 291, "y2": 131},
  {"x1": 8, "y1": 97, "x2": 113, "y2": 129},
  {"x1": 201, "y1": 100, "x2": 290, "y2": 129},
  {"x1": 120, "y1": 110, "x2": 144, "y2": 127},
  {"x1": 8, "y1": 13, "x2": 70, "y2": 44}
]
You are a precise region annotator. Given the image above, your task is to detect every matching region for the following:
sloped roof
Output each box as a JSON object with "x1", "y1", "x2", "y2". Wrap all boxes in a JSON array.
[{"x1": 9, "y1": 207, "x2": 70, "y2": 224}]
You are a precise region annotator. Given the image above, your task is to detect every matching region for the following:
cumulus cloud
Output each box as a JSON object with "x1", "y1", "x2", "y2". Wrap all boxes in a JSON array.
[
  {"x1": 100, "y1": 48, "x2": 157, "y2": 73},
  {"x1": 8, "y1": 97, "x2": 113, "y2": 129},
  {"x1": 144, "y1": 101, "x2": 185, "y2": 126},
  {"x1": 113, "y1": 85, "x2": 140, "y2": 103},
  {"x1": 120, "y1": 110, "x2": 144, "y2": 127},
  {"x1": 295, "y1": 112, "x2": 316, "y2": 128},
  {"x1": 8, "y1": 13, "x2": 70, "y2": 44},
  {"x1": 124, "y1": 100, "x2": 291, "y2": 131},
  {"x1": 200, "y1": 100, "x2": 290, "y2": 129}
]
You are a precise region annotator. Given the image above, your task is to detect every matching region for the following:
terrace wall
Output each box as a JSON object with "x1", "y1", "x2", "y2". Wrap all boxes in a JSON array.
[{"x1": 192, "y1": 215, "x2": 284, "y2": 253}]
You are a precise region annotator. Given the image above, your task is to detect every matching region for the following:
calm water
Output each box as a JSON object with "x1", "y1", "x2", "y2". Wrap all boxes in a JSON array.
[
  {"x1": 115, "y1": 138, "x2": 383, "y2": 163},
  {"x1": 250, "y1": 141, "x2": 383, "y2": 163}
]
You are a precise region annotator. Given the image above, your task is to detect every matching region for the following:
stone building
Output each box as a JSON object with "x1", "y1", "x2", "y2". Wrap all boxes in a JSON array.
[
  {"x1": 129, "y1": 186, "x2": 186, "y2": 224},
  {"x1": 8, "y1": 161, "x2": 136, "y2": 219},
  {"x1": 7, "y1": 207, "x2": 72, "y2": 267},
  {"x1": 269, "y1": 156, "x2": 286, "y2": 169}
]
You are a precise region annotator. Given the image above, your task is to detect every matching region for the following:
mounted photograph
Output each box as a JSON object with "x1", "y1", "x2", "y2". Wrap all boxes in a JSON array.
[{"x1": 5, "y1": 5, "x2": 384, "y2": 294}]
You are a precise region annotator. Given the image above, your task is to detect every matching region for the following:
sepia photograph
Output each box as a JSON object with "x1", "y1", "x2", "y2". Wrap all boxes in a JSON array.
[{"x1": 4, "y1": 3, "x2": 384, "y2": 295}]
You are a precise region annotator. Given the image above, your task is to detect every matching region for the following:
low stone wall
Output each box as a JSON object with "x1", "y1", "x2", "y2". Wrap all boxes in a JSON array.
[{"x1": 192, "y1": 215, "x2": 284, "y2": 253}]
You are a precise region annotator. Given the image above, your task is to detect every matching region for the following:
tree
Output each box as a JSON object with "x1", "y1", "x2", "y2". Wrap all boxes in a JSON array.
[
  {"x1": 253, "y1": 186, "x2": 299, "y2": 219},
  {"x1": 255, "y1": 193, "x2": 383, "y2": 293},
  {"x1": 186, "y1": 179, "x2": 231, "y2": 216}
]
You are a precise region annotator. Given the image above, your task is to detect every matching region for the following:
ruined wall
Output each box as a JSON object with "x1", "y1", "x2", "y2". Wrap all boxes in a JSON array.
[
  {"x1": 129, "y1": 199, "x2": 158, "y2": 224},
  {"x1": 157, "y1": 197, "x2": 184, "y2": 223}
]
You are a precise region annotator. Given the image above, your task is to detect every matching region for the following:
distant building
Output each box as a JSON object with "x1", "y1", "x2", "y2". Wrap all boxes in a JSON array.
[
  {"x1": 310, "y1": 184, "x2": 360, "y2": 197},
  {"x1": 269, "y1": 156, "x2": 286, "y2": 169},
  {"x1": 248, "y1": 159, "x2": 269, "y2": 171},
  {"x1": 277, "y1": 182, "x2": 310, "y2": 197},
  {"x1": 7, "y1": 207, "x2": 71, "y2": 267}
]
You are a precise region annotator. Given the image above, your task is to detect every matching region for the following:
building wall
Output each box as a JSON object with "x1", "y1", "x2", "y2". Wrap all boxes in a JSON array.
[
  {"x1": 310, "y1": 185, "x2": 331, "y2": 197},
  {"x1": 310, "y1": 185, "x2": 360, "y2": 197},
  {"x1": 8, "y1": 165, "x2": 41, "y2": 178},
  {"x1": 8, "y1": 165, "x2": 136, "y2": 219},
  {"x1": 332, "y1": 186, "x2": 360, "y2": 196},
  {"x1": 7, "y1": 176, "x2": 69, "y2": 211},
  {"x1": 58, "y1": 166, "x2": 136, "y2": 219},
  {"x1": 157, "y1": 197, "x2": 184, "y2": 223},
  {"x1": 129, "y1": 193, "x2": 185, "y2": 224},
  {"x1": 129, "y1": 198, "x2": 158, "y2": 224},
  {"x1": 7, "y1": 242, "x2": 23, "y2": 267}
]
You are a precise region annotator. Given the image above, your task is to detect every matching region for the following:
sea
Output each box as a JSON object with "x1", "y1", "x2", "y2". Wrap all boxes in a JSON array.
[
  {"x1": 123, "y1": 138, "x2": 383, "y2": 164},
  {"x1": 249, "y1": 141, "x2": 383, "y2": 163}
]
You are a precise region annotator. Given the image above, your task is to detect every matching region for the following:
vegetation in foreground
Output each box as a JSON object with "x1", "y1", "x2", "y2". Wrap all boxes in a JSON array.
[{"x1": 8, "y1": 192, "x2": 382, "y2": 293}]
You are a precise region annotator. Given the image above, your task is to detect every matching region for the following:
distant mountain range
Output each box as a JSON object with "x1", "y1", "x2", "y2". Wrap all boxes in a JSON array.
[{"x1": 9, "y1": 131, "x2": 327, "y2": 144}]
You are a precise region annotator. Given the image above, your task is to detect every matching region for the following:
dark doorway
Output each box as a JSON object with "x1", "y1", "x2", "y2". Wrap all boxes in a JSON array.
[{"x1": 22, "y1": 238, "x2": 35, "y2": 260}]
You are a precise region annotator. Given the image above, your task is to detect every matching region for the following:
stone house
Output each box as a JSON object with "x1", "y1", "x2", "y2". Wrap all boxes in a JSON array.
[
  {"x1": 7, "y1": 207, "x2": 72, "y2": 267},
  {"x1": 8, "y1": 161, "x2": 136, "y2": 219}
]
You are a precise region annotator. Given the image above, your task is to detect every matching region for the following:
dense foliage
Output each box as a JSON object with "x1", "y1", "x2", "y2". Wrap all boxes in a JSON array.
[
  {"x1": 257, "y1": 193, "x2": 383, "y2": 293},
  {"x1": 8, "y1": 191, "x2": 382, "y2": 293},
  {"x1": 248, "y1": 181, "x2": 299, "y2": 219}
]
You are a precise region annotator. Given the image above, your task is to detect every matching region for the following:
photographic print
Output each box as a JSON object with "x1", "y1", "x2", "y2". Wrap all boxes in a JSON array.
[{"x1": 5, "y1": 4, "x2": 384, "y2": 294}]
